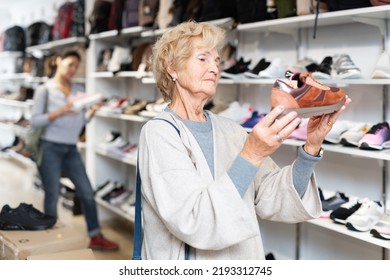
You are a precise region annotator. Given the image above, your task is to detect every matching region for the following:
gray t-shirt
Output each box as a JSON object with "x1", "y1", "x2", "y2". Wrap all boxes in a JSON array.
[{"x1": 30, "y1": 79, "x2": 87, "y2": 145}]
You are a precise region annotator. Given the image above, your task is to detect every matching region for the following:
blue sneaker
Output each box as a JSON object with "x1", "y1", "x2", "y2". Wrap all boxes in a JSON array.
[{"x1": 241, "y1": 111, "x2": 265, "y2": 128}]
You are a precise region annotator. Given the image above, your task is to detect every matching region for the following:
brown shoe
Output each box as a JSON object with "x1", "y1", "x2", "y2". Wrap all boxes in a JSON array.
[
  {"x1": 89, "y1": 234, "x2": 119, "y2": 251},
  {"x1": 124, "y1": 100, "x2": 148, "y2": 115},
  {"x1": 271, "y1": 73, "x2": 346, "y2": 118}
]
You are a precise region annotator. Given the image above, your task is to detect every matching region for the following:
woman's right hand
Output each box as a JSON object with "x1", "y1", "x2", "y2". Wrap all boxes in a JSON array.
[{"x1": 240, "y1": 105, "x2": 301, "y2": 166}]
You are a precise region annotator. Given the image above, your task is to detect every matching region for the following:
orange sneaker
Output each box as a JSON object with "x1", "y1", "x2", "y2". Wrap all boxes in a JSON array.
[
  {"x1": 271, "y1": 73, "x2": 346, "y2": 118},
  {"x1": 89, "y1": 234, "x2": 119, "y2": 251}
]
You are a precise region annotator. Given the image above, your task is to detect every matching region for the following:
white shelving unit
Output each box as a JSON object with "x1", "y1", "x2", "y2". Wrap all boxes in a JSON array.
[
  {"x1": 235, "y1": 6, "x2": 390, "y2": 260},
  {"x1": 3, "y1": 0, "x2": 388, "y2": 259}
]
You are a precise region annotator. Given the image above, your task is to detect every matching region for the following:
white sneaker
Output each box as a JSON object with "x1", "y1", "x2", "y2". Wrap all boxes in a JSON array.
[
  {"x1": 346, "y1": 199, "x2": 384, "y2": 232},
  {"x1": 96, "y1": 181, "x2": 119, "y2": 198},
  {"x1": 370, "y1": 213, "x2": 390, "y2": 240},
  {"x1": 325, "y1": 120, "x2": 355, "y2": 144},
  {"x1": 108, "y1": 46, "x2": 130, "y2": 72},
  {"x1": 371, "y1": 51, "x2": 390, "y2": 79},
  {"x1": 258, "y1": 58, "x2": 286, "y2": 79},
  {"x1": 138, "y1": 98, "x2": 169, "y2": 117},
  {"x1": 218, "y1": 101, "x2": 252, "y2": 123},
  {"x1": 333, "y1": 54, "x2": 363, "y2": 79},
  {"x1": 72, "y1": 92, "x2": 103, "y2": 112}
]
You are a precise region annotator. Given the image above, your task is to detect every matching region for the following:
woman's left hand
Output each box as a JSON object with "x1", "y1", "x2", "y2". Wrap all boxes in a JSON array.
[{"x1": 304, "y1": 96, "x2": 352, "y2": 155}]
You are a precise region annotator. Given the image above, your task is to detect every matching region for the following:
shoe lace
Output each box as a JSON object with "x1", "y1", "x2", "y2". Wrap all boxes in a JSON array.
[{"x1": 312, "y1": 0, "x2": 321, "y2": 39}]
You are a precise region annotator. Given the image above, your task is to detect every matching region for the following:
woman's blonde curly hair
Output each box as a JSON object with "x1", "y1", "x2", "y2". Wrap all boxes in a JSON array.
[{"x1": 151, "y1": 21, "x2": 226, "y2": 101}]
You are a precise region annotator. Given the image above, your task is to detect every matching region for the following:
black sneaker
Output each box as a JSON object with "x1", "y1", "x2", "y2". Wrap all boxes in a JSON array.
[
  {"x1": 329, "y1": 198, "x2": 363, "y2": 225},
  {"x1": 321, "y1": 191, "x2": 349, "y2": 212},
  {"x1": 312, "y1": 56, "x2": 333, "y2": 79},
  {"x1": 221, "y1": 57, "x2": 251, "y2": 79},
  {"x1": 0, "y1": 203, "x2": 57, "y2": 230},
  {"x1": 305, "y1": 62, "x2": 320, "y2": 73},
  {"x1": 244, "y1": 58, "x2": 271, "y2": 78}
]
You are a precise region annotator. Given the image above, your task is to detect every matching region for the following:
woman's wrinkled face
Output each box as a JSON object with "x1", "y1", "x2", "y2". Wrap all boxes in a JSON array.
[
  {"x1": 174, "y1": 38, "x2": 221, "y2": 98},
  {"x1": 57, "y1": 55, "x2": 79, "y2": 80}
]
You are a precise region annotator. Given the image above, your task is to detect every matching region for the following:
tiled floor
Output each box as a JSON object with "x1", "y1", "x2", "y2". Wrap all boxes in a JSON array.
[{"x1": 0, "y1": 152, "x2": 134, "y2": 260}]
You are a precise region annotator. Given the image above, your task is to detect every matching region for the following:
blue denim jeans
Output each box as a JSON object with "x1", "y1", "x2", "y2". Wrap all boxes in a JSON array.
[{"x1": 38, "y1": 140, "x2": 100, "y2": 237}]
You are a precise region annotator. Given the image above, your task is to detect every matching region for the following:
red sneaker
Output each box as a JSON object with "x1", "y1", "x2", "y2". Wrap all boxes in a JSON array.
[
  {"x1": 271, "y1": 73, "x2": 346, "y2": 118},
  {"x1": 89, "y1": 234, "x2": 119, "y2": 251}
]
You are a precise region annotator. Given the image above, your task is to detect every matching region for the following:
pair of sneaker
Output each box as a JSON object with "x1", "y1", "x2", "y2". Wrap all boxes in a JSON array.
[
  {"x1": 324, "y1": 120, "x2": 373, "y2": 145},
  {"x1": 0, "y1": 203, "x2": 56, "y2": 230}
]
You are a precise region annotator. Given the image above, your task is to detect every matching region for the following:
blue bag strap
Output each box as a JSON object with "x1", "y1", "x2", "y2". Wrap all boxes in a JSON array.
[
  {"x1": 132, "y1": 118, "x2": 191, "y2": 260},
  {"x1": 132, "y1": 155, "x2": 143, "y2": 260}
]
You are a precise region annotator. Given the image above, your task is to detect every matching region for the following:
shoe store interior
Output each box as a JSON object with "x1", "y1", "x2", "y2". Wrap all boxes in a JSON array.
[{"x1": 1, "y1": 0, "x2": 390, "y2": 260}]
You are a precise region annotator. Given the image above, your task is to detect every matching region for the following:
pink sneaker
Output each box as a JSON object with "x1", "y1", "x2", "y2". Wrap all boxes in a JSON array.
[{"x1": 288, "y1": 119, "x2": 308, "y2": 141}]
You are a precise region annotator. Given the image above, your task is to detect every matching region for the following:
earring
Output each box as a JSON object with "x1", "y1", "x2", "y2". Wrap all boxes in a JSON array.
[{"x1": 172, "y1": 77, "x2": 177, "y2": 82}]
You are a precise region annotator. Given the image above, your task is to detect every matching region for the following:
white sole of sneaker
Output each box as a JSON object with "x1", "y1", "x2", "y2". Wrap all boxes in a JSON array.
[
  {"x1": 244, "y1": 72, "x2": 261, "y2": 79},
  {"x1": 336, "y1": 70, "x2": 363, "y2": 80},
  {"x1": 340, "y1": 138, "x2": 359, "y2": 147},
  {"x1": 311, "y1": 72, "x2": 331, "y2": 80},
  {"x1": 220, "y1": 72, "x2": 245, "y2": 80},
  {"x1": 346, "y1": 218, "x2": 379, "y2": 232},
  {"x1": 332, "y1": 217, "x2": 348, "y2": 225},
  {"x1": 358, "y1": 142, "x2": 384, "y2": 150},
  {"x1": 371, "y1": 70, "x2": 390, "y2": 79},
  {"x1": 370, "y1": 229, "x2": 390, "y2": 240}
]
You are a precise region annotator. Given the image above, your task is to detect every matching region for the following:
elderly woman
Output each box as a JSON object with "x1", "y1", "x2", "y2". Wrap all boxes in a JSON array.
[{"x1": 137, "y1": 21, "x2": 350, "y2": 259}]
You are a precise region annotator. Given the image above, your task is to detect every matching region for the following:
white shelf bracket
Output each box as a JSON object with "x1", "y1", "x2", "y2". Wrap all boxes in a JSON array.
[
  {"x1": 266, "y1": 27, "x2": 299, "y2": 44},
  {"x1": 352, "y1": 16, "x2": 387, "y2": 50},
  {"x1": 352, "y1": 16, "x2": 386, "y2": 37}
]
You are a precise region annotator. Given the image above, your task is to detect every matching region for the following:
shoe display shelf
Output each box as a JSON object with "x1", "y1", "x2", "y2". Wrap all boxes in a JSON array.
[
  {"x1": 86, "y1": 24, "x2": 153, "y2": 224},
  {"x1": 81, "y1": 1, "x2": 390, "y2": 257},
  {"x1": 0, "y1": 50, "x2": 46, "y2": 83},
  {"x1": 233, "y1": 5, "x2": 390, "y2": 260},
  {"x1": 24, "y1": 36, "x2": 87, "y2": 85},
  {"x1": 0, "y1": 99, "x2": 32, "y2": 138}
]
